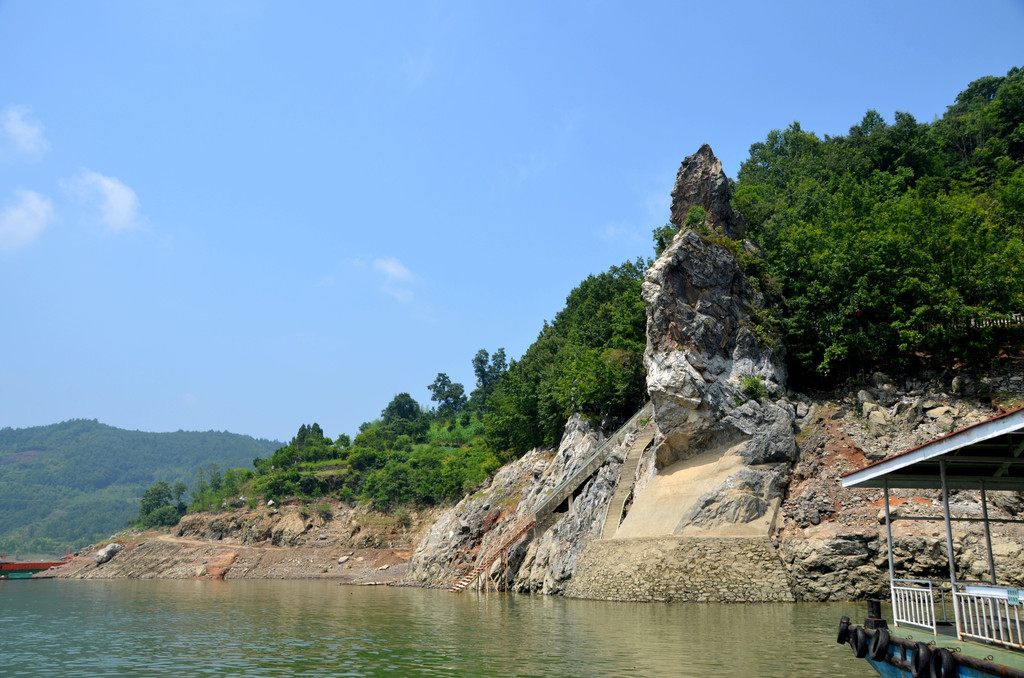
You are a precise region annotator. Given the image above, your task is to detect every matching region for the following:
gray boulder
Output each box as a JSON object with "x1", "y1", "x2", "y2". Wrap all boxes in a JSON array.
[{"x1": 95, "y1": 542, "x2": 125, "y2": 564}]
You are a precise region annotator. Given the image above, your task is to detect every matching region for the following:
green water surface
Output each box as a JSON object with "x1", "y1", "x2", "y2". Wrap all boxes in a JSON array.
[{"x1": 0, "y1": 580, "x2": 872, "y2": 677}]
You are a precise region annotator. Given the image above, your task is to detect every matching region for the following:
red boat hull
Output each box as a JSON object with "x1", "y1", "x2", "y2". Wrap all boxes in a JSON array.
[{"x1": 0, "y1": 559, "x2": 66, "y2": 579}]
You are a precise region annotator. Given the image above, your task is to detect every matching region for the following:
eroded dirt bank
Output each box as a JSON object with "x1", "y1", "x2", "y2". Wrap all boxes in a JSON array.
[{"x1": 48, "y1": 502, "x2": 438, "y2": 583}]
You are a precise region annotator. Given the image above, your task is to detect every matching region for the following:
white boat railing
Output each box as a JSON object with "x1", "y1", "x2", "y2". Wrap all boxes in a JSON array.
[
  {"x1": 892, "y1": 578, "x2": 952, "y2": 633},
  {"x1": 954, "y1": 585, "x2": 1024, "y2": 650},
  {"x1": 893, "y1": 579, "x2": 1024, "y2": 651}
]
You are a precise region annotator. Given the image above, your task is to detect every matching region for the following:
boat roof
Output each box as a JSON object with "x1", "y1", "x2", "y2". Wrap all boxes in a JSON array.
[{"x1": 841, "y1": 406, "x2": 1024, "y2": 491}]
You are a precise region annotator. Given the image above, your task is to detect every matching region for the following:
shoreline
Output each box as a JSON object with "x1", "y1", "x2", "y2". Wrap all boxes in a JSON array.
[{"x1": 43, "y1": 521, "x2": 419, "y2": 585}]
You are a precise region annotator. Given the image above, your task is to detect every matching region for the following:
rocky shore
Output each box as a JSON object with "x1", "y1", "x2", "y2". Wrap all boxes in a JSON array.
[
  {"x1": 48, "y1": 502, "x2": 437, "y2": 584},
  {"x1": 49, "y1": 370, "x2": 1022, "y2": 600}
]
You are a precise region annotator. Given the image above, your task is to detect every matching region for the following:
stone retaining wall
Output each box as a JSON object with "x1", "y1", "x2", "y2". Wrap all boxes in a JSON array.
[{"x1": 563, "y1": 536, "x2": 794, "y2": 602}]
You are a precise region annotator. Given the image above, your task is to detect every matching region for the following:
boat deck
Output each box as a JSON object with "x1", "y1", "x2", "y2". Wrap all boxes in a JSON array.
[
  {"x1": 840, "y1": 607, "x2": 1024, "y2": 678},
  {"x1": 894, "y1": 619, "x2": 1024, "y2": 672}
]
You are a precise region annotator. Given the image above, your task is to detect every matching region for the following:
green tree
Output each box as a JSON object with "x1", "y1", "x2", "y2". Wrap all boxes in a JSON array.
[
  {"x1": 291, "y1": 423, "x2": 325, "y2": 449},
  {"x1": 171, "y1": 481, "x2": 187, "y2": 513},
  {"x1": 484, "y1": 259, "x2": 649, "y2": 458},
  {"x1": 427, "y1": 373, "x2": 468, "y2": 417},
  {"x1": 468, "y1": 348, "x2": 507, "y2": 411},
  {"x1": 138, "y1": 481, "x2": 172, "y2": 518},
  {"x1": 134, "y1": 480, "x2": 186, "y2": 528},
  {"x1": 381, "y1": 393, "x2": 429, "y2": 439},
  {"x1": 652, "y1": 222, "x2": 677, "y2": 256},
  {"x1": 685, "y1": 205, "x2": 708, "y2": 231},
  {"x1": 732, "y1": 66, "x2": 1024, "y2": 380}
]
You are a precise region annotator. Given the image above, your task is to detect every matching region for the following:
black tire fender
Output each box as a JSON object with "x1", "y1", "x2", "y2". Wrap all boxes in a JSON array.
[
  {"x1": 851, "y1": 626, "x2": 869, "y2": 659},
  {"x1": 868, "y1": 627, "x2": 890, "y2": 662},
  {"x1": 837, "y1": 616, "x2": 851, "y2": 644},
  {"x1": 910, "y1": 642, "x2": 932, "y2": 678},
  {"x1": 930, "y1": 648, "x2": 956, "y2": 678}
]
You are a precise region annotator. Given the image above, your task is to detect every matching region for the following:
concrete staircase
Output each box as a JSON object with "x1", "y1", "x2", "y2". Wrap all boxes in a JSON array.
[
  {"x1": 600, "y1": 427, "x2": 655, "y2": 539},
  {"x1": 532, "y1": 403, "x2": 654, "y2": 531}
]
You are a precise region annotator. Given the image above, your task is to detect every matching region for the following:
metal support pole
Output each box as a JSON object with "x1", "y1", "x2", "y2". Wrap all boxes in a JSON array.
[
  {"x1": 940, "y1": 460, "x2": 964, "y2": 639},
  {"x1": 980, "y1": 480, "x2": 997, "y2": 585},
  {"x1": 884, "y1": 481, "x2": 897, "y2": 621}
]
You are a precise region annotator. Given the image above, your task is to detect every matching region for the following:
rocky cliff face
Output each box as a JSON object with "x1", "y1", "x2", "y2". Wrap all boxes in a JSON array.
[
  {"x1": 776, "y1": 375, "x2": 1024, "y2": 601},
  {"x1": 408, "y1": 145, "x2": 797, "y2": 592},
  {"x1": 407, "y1": 414, "x2": 643, "y2": 594},
  {"x1": 402, "y1": 145, "x2": 1024, "y2": 601},
  {"x1": 639, "y1": 144, "x2": 796, "y2": 533},
  {"x1": 510, "y1": 417, "x2": 637, "y2": 593}
]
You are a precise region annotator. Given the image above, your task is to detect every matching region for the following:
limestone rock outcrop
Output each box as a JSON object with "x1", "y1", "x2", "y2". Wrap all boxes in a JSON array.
[
  {"x1": 94, "y1": 542, "x2": 125, "y2": 564},
  {"x1": 641, "y1": 145, "x2": 795, "y2": 532},
  {"x1": 669, "y1": 143, "x2": 746, "y2": 239},
  {"x1": 407, "y1": 414, "x2": 640, "y2": 594},
  {"x1": 406, "y1": 444, "x2": 548, "y2": 587},
  {"x1": 404, "y1": 145, "x2": 1024, "y2": 603},
  {"x1": 776, "y1": 371, "x2": 1024, "y2": 600},
  {"x1": 510, "y1": 420, "x2": 628, "y2": 593}
]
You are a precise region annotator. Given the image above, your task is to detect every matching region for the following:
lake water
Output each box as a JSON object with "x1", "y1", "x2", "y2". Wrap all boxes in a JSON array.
[{"x1": 1, "y1": 580, "x2": 873, "y2": 677}]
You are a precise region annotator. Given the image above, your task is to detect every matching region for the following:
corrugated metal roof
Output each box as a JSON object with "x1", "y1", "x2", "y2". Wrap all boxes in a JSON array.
[{"x1": 841, "y1": 406, "x2": 1024, "y2": 490}]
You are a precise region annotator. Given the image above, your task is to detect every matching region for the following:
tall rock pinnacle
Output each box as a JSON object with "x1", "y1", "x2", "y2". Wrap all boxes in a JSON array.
[
  {"x1": 640, "y1": 145, "x2": 794, "y2": 532},
  {"x1": 669, "y1": 143, "x2": 746, "y2": 240}
]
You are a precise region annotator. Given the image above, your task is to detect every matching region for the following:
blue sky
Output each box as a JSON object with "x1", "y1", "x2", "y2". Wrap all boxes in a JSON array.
[{"x1": 1, "y1": 1, "x2": 1022, "y2": 443}]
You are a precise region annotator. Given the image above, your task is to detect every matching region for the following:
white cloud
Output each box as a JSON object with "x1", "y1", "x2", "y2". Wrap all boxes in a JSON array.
[
  {"x1": 68, "y1": 169, "x2": 140, "y2": 231},
  {"x1": 315, "y1": 273, "x2": 337, "y2": 288},
  {"x1": 374, "y1": 257, "x2": 413, "y2": 281},
  {"x1": 373, "y1": 257, "x2": 415, "y2": 302},
  {"x1": 1, "y1": 106, "x2": 49, "y2": 161},
  {"x1": 0, "y1": 188, "x2": 54, "y2": 251},
  {"x1": 399, "y1": 8, "x2": 459, "y2": 90}
]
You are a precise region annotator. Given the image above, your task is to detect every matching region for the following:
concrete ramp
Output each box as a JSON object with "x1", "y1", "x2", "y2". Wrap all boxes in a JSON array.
[{"x1": 615, "y1": 441, "x2": 761, "y2": 538}]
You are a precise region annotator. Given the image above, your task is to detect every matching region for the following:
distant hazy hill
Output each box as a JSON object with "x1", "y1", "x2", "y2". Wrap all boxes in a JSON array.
[{"x1": 0, "y1": 419, "x2": 280, "y2": 556}]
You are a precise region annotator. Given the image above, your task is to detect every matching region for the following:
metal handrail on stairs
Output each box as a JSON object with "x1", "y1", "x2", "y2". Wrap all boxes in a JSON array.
[
  {"x1": 532, "y1": 403, "x2": 654, "y2": 522},
  {"x1": 449, "y1": 514, "x2": 536, "y2": 592}
]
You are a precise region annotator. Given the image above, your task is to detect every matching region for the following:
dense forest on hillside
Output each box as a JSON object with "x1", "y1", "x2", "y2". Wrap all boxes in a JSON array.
[
  {"x1": 0, "y1": 420, "x2": 278, "y2": 555},
  {"x1": 131, "y1": 64, "x2": 1024, "y2": 525},
  {"x1": 136, "y1": 354, "x2": 510, "y2": 525},
  {"x1": 484, "y1": 258, "x2": 649, "y2": 455},
  {"x1": 733, "y1": 66, "x2": 1024, "y2": 382}
]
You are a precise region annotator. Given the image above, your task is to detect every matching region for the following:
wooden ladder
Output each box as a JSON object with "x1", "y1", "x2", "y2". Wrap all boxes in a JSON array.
[{"x1": 450, "y1": 515, "x2": 536, "y2": 593}]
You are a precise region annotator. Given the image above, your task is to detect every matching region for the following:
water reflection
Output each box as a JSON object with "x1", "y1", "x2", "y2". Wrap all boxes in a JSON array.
[{"x1": 1, "y1": 580, "x2": 870, "y2": 677}]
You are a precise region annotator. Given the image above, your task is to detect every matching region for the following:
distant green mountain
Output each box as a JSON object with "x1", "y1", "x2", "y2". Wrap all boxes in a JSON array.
[{"x1": 0, "y1": 419, "x2": 280, "y2": 557}]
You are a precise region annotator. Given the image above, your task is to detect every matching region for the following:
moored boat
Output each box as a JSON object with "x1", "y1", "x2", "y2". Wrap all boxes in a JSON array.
[
  {"x1": 837, "y1": 607, "x2": 1024, "y2": 678},
  {"x1": 0, "y1": 553, "x2": 68, "y2": 579},
  {"x1": 836, "y1": 407, "x2": 1024, "y2": 677}
]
